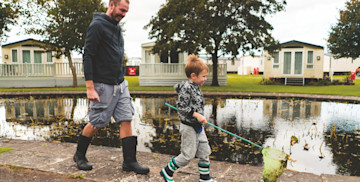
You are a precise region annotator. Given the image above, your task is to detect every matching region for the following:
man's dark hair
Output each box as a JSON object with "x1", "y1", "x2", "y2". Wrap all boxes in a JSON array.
[{"x1": 110, "y1": 0, "x2": 129, "y2": 4}]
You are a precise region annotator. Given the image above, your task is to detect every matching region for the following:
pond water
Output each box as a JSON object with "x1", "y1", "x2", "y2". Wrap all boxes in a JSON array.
[{"x1": 0, "y1": 96, "x2": 359, "y2": 176}]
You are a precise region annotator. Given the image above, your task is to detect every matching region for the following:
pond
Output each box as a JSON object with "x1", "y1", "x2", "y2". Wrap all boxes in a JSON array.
[{"x1": 0, "y1": 96, "x2": 359, "y2": 176}]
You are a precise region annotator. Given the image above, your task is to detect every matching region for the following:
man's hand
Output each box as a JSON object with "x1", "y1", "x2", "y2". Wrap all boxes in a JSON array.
[
  {"x1": 193, "y1": 112, "x2": 207, "y2": 125},
  {"x1": 87, "y1": 89, "x2": 100, "y2": 102},
  {"x1": 86, "y1": 80, "x2": 100, "y2": 102}
]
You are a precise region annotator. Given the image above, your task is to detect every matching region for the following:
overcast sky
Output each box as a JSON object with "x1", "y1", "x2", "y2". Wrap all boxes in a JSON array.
[{"x1": 3, "y1": 0, "x2": 348, "y2": 58}]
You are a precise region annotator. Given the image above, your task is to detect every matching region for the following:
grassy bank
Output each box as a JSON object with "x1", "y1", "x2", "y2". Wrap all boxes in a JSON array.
[{"x1": 1, "y1": 74, "x2": 360, "y2": 96}]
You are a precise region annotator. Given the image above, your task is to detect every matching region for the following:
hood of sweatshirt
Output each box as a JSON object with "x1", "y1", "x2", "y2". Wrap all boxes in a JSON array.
[
  {"x1": 174, "y1": 81, "x2": 186, "y2": 93},
  {"x1": 93, "y1": 12, "x2": 118, "y2": 25},
  {"x1": 174, "y1": 81, "x2": 199, "y2": 93}
]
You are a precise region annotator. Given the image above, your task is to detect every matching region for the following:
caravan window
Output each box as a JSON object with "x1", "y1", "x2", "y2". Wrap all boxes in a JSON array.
[
  {"x1": 12, "y1": 49, "x2": 18, "y2": 63},
  {"x1": 306, "y1": 51, "x2": 313, "y2": 69},
  {"x1": 272, "y1": 52, "x2": 279, "y2": 69}
]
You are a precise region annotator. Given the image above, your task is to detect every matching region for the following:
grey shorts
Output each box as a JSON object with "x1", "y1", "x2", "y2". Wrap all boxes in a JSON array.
[{"x1": 89, "y1": 80, "x2": 134, "y2": 128}]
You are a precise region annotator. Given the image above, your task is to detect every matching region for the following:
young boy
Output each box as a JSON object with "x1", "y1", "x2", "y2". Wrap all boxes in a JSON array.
[{"x1": 160, "y1": 55, "x2": 216, "y2": 182}]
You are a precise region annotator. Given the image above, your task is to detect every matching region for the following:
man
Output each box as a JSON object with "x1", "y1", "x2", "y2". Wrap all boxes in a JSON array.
[{"x1": 73, "y1": 0, "x2": 149, "y2": 174}]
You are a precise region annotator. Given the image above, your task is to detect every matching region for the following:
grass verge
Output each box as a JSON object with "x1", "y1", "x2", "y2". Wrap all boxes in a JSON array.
[{"x1": 0, "y1": 75, "x2": 360, "y2": 96}]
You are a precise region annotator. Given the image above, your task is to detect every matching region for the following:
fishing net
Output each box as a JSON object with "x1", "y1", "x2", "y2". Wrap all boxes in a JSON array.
[{"x1": 262, "y1": 148, "x2": 288, "y2": 182}]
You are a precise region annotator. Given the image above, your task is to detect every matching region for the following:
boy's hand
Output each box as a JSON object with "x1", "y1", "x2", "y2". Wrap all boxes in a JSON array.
[{"x1": 193, "y1": 112, "x2": 207, "y2": 125}]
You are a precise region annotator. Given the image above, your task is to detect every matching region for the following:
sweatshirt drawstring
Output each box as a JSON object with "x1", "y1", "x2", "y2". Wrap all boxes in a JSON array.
[
  {"x1": 113, "y1": 82, "x2": 123, "y2": 96},
  {"x1": 113, "y1": 85, "x2": 116, "y2": 96},
  {"x1": 120, "y1": 82, "x2": 123, "y2": 93}
]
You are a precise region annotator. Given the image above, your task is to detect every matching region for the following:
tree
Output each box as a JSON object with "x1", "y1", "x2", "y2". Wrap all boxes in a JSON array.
[
  {"x1": 145, "y1": 0, "x2": 286, "y2": 86},
  {"x1": 25, "y1": 0, "x2": 106, "y2": 87},
  {"x1": 0, "y1": 0, "x2": 21, "y2": 41},
  {"x1": 328, "y1": 0, "x2": 360, "y2": 59}
]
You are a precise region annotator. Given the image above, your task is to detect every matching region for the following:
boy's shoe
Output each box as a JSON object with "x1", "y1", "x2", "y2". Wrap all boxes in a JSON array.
[
  {"x1": 160, "y1": 169, "x2": 174, "y2": 182},
  {"x1": 160, "y1": 157, "x2": 179, "y2": 182},
  {"x1": 198, "y1": 163, "x2": 216, "y2": 182},
  {"x1": 199, "y1": 179, "x2": 217, "y2": 182}
]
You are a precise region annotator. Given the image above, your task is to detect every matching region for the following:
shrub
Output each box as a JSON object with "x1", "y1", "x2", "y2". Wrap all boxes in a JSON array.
[
  {"x1": 308, "y1": 80, "x2": 331, "y2": 86},
  {"x1": 260, "y1": 79, "x2": 282, "y2": 85}
]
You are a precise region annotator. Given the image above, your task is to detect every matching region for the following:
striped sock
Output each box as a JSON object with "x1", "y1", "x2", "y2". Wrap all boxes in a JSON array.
[
  {"x1": 199, "y1": 163, "x2": 217, "y2": 182},
  {"x1": 160, "y1": 157, "x2": 179, "y2": 182}
]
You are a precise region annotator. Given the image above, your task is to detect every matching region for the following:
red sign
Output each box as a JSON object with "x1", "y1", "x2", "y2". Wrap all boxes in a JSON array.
[
  {"x1": 127, "y1": 67, "x2": 137, "y2": 75},
  {"x1": 350, "y1": 72, "x2": 356, "y2": 80}
]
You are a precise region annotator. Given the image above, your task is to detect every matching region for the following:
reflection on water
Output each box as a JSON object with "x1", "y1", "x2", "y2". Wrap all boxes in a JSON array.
[{"x1": 0, "y1": 96, "x2": 359, "y2": 176}]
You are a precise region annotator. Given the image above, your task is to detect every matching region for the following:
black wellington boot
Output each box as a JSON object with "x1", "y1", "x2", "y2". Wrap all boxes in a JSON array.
[
  {"x1": 73, "y1": 134, "x2": 93, "y2": 170},
  {"x1": 122, "y1": 136, "x2": 150, "y2": 174}
]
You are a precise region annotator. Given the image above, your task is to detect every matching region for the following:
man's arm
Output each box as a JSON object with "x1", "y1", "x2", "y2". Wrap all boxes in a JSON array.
[
  {"x1": 83, "y1": 21, "x2": 101, "y2": 82},
  {"x1": 83, "y1": 20, "x2": 102, "y2": 102}
]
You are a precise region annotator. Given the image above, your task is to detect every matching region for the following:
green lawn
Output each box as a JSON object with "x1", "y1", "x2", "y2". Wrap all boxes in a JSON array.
[{"x1": 1, "y1": 74, "x2": 360, "y2": 96}]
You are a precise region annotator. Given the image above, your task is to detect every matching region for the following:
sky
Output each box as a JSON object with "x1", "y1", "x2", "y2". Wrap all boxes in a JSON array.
[{"x1": 2, "y1": 0, "x2": 348, "y2": 58}]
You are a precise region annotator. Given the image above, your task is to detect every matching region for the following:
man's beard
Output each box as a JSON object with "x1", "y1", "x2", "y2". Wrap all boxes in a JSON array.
[{"x1": 111, "y1": 11, "x2": 123, "y2": 23}]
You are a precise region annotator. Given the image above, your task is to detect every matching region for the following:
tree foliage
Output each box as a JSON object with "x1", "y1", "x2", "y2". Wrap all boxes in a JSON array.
[
  {"x1": 0, "y1": 0, "x2": 21, "y2": 42},
  {"x1": 25, "y1": 0, "x2": 106, "y2": 87},
  {"x1": 328, "y1": 0, "x2": 360, "y2": 59},
  {"x1": 145, "y1": 0, "x2": 286, "y2": 86}
]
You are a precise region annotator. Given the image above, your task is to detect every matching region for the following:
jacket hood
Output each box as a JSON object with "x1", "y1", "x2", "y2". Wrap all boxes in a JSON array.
[
  {"x1": 93, "y1": 12, "x2": 118, "y2": 25},
  {"x1": 174, "y1": 81, "x2": 198, "y2": 93},
  {"x1": 174, "y1": 81, "x2": 186, "y2": 93}
]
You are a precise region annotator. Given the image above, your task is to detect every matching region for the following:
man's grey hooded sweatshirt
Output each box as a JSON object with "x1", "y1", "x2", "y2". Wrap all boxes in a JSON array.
[
  {"x1": 83, "y1": 13, "x2": 125, "y2": 85},
  {"x1": 174, "y1": 80, "x2": 204, "y2": 132}
]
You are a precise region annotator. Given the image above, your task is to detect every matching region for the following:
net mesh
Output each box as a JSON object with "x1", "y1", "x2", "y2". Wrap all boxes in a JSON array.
[{"x1": 262, "y1": 148, "x2": 288, "y2": 182}]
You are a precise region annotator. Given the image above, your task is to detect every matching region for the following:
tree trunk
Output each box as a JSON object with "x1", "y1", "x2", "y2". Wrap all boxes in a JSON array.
[
  {"x1": 70, "y1": 96, "x2": 78, "y2": 119},
  {"x1": 211, "y1": 51, "x2": 219, "y2": 86},
  {"x1": 212, "y1": 98, "x2": 218, "y2": 125},
  {"x1": 65, "y1": 50, "x2": 78, "y2": 87}
]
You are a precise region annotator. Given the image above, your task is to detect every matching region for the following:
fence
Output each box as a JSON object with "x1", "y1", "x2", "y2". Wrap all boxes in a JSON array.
[
  {"x1": 139, "y1": 63, "x2": 227, "y2": 86},
  {"x1": 140, "y1": 63, "x2": 227, "y2": 77},
  {"x1": 0, "y1": 62, "x2": 84, "y2": 77},
  {"x1": 0, "y1": 62, "x2": 85, "y2": 88}
]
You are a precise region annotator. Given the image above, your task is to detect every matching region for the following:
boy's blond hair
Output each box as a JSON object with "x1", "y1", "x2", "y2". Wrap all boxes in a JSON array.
[{"x1": 184, "y1": 55, "x2": 209, "y2": 78}]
